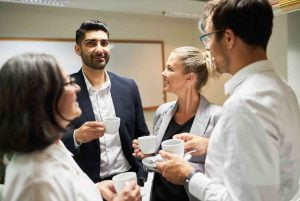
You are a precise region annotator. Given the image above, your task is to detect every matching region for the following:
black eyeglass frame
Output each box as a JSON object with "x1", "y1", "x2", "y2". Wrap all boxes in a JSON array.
[
  {"x1": 63, "y1": 77, "x2": 77, "y2": 87},
  {"x1": 199, "y1": 30, "x2": 225, "y2": 49}
]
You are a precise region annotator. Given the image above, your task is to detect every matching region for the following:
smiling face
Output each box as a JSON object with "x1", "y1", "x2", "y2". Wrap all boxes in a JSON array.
[
  {"x1": 75, "y1": 30, "x2": 110, "y2": 71},
  {"x1": 161, "y1": 52, "x2": 188, "y2": 95},
  {"x1": 56, "y1": 71, "x2": 82, "y2": 127}
]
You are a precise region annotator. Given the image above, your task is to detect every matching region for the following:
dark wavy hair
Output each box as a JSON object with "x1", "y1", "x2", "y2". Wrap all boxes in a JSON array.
[
  {"x1": 76, "y1": 20, "x2": 110, "y2": 45},
  {"x1": 0, "y1": 53, "x2": 65, "y2": 153},
  {"x1": 205, "y1": 0, "x2": 273, "y2": 50}
]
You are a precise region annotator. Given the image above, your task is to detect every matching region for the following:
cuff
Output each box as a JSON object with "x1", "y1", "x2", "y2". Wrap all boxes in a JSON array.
[
  {"x1": 73, "y1": 130, "x2": 81, "y2": 148},
  {"x1": 188, "y1": 172, "x2": 211, "y2": 200}
]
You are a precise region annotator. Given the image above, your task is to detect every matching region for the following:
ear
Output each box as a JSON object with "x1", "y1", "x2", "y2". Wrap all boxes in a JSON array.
[
  {"x1": 223, "y1": 29, "x2": 236, "y2": 50},
  {"x1": 185, "y1": 73, "x2": 196, "y2": 83},
  {"x1": 74, "y1": 44, "x2": 81, "y2": 56}
]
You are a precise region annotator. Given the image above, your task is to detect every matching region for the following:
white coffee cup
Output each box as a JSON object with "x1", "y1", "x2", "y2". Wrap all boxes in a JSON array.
[
  {"x1": 112, "y1": 172, "x2": 137, "y2": 194},
  {"x1": 103, "y1": 117, "x2": 120, "y2": 134},
  {"x1": 161, "y1": 139, "x2": 184, "y2": 157},
  {"x1": 138, "y1": 136, "x2": 156, "y2": 154}
]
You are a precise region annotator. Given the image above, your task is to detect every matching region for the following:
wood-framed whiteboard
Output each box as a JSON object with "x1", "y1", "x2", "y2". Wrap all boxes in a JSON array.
[{"x1": 0, "y1": 38, "x2": 166, "y2": 110}]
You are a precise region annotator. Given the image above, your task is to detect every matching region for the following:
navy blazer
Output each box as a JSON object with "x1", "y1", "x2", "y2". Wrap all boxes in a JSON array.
[{"x1": 62, "y1": 70, "x2": 149, "y2": 183}]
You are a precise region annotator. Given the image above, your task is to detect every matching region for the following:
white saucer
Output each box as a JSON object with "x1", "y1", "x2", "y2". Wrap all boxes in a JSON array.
[{"x1": 142, "y1": 155, "x2": 163, "y2": 172}]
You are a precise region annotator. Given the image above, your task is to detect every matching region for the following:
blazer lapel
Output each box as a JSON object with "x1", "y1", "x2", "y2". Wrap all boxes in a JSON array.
[
  {"x1": 155, "y1": 103, "x2": 177, "y2": 151},
  {"x1": 74, "y1": 70, "x2": 95, "y2": 121},
  {"x1": 190, "y1": 95, "x2": 211, "y2": 136},
  {"x1": 108, "y1": 72, "x2": 122, "y2": 118}
]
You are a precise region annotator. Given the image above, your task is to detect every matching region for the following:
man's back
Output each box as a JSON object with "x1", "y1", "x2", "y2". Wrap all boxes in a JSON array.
[{"x1": 206, "y1": 60, "x2": 300, "y2": 201}]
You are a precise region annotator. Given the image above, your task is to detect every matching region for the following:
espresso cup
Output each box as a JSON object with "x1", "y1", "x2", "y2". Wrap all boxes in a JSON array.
[
  {"x1": 103, "y1": 117, "x2": 120, "y2": 134},
  {"x1": 112, "y1": 172, "x2": 137, "y2": 194},
  {"x1": 161, "y1": 139, "x2": 184, "y2": 157},
  {"x1": 138, "y1": 135, "x2": 157, "y2": 154}
]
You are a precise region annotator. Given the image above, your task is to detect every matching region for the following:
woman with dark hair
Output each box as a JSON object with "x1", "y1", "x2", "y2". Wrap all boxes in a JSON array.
[
  {"x1": 0, "y1": 53, "x2": 141, "y2": 201},
  {"x1": 132, "y1": 46, "x2": 222, "y2": 201}
]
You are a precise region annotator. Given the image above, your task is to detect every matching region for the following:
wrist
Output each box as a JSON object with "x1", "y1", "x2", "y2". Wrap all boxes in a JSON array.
[
  {"x1": 184, "y1": 169, "x2": 196, "y2": 186},
  {"x1": 74, "y1": 129, "x2": 83, "y2": 145}
]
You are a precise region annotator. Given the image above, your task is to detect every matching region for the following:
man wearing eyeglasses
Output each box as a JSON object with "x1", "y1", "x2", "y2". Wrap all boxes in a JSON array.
[{"x1": 156, "y1": 0, "x2": 300, "y2": 201}]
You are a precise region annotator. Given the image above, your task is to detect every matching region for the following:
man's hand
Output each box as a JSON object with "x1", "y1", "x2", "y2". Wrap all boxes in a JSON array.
[
  {"x1": 75, "y1": 121, "x2": 105, "y2": 144},
  {"x1": 173, "y1": 133, "x2": 209, "y2": 156},
  {"x1": 132, "y1": 139, "x2": 151, "y2": 160},
  {"x1": 156, "y1": 151, "x2": 194, "y2": 185},
  {"x1": 97, "y1": 180, "x2": 141, "y2": 201}
]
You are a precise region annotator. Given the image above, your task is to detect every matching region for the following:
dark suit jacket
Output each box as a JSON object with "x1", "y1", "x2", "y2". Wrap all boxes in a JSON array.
[{"x1": 62, "y1": 70, "x2": 149, "y2": 183}]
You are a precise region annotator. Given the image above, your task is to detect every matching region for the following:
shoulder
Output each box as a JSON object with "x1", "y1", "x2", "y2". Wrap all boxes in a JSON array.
[
  {"x1": 107, "y1": 71, "x2": 136, "y2": 86},
  {"x1": 201, "y1": 95, "x2": 223, "y2": 116},
  {"x1": 156, "y1": 101, "x2": 176, "y2": 115},
  {"x1": 70, "y1": 70, "x2": 82, "y2": 78}
]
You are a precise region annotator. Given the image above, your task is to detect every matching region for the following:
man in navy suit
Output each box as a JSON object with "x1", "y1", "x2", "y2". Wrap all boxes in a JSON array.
[{"x1": 62, "y1": 20, "x2": 149, "y2": 185}]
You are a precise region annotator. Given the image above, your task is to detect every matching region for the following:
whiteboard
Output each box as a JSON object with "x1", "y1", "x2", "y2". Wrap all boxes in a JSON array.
[{"x1": 0, "y1": 38, "x2": 165, "y2": 109}]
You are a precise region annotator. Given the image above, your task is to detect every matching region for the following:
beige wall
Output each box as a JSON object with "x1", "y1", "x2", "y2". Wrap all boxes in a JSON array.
[
  {"x1": 268, "y1": 14, "x2": 288, "y2": 78},
  {"x1": 287, "y1": 11, "x2": 300, "y2": 103},
  {"x1": 0, "y1": 2, "x2": 199, "y2": 58},
  {"x1": 0, "y1": 2, "x2": 292, "y2": 106}
]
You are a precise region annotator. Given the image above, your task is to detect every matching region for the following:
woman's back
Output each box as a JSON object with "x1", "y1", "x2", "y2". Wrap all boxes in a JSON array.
[{"x1": 3, "y1": 142, "x2": 102, "y2": 201}]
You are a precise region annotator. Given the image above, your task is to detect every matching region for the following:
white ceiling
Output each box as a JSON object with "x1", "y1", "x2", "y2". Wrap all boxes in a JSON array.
[{"x1": 67, "y1": 0, "x2": 206, "y2": 19}]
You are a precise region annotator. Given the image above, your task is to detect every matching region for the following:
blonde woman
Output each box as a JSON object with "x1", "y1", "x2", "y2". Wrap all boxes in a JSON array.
[{"x1": 133, "y1": 46, "x2": 222, "y2": 201}]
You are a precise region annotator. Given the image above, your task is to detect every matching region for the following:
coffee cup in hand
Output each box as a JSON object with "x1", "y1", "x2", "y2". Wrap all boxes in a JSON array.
[
  {"x1": 112, "y1": 172, "x2": 137, "y2": 194},
  {"x1": 161, "y1": 139, "x2": 184, "y2": 157},
  {"x1": 138, "y1": 136, "x2": 156, "y2": 154},
  {"x1": 103, "y1": 117, "x2": 120, "y2": 134}
]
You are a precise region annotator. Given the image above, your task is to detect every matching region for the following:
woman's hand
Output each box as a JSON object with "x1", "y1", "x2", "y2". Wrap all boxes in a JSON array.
[
  {"x1": 97, "y1": 180, "x2": 141, "y2": 201},
  {"x1": 132, "y1": 139, "x2": 151, "y2": 159}
]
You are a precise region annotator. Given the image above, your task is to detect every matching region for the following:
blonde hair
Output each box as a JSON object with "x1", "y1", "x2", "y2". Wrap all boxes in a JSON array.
[{"x1": 172, "y1": 46, "x2": 218, "y2": 90}]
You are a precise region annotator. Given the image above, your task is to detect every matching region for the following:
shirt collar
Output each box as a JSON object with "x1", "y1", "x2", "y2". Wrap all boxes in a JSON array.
[
  {"x1": 82, "y1": 69, "x2": 111, "y2": 94},
  {"x1": 224, "y1": 60, "x2": 274, "y2": 96}
]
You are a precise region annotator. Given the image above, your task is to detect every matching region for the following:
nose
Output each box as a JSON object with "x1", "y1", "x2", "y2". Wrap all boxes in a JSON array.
[
  {"x1": 161, "y1": 68, "x2": 167, "y2": 77},
  {"x1": 95, "y1": 43, "x2": 104, "y2": 54},
  {"x1": 74, "y1": 83, "x2": 81, "y2": 92}
]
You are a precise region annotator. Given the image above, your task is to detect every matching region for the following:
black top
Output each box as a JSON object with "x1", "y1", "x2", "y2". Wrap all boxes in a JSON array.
[{"x1": 151, "y1": 116, "x2": 195, "y2": 201}]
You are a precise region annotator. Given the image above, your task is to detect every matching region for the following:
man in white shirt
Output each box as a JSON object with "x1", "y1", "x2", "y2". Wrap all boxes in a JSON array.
[
  {"x1": 62, "y1": 20, "x2": 149, "y2": 185},
  {"x1": 156, "y1": 0, "x2": 300, "y2": 201}
]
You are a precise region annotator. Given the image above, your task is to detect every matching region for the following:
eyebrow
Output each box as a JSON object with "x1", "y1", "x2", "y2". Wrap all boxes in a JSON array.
[{"x1": 83, "y1": 39, "x2": 109, "y2": 42}]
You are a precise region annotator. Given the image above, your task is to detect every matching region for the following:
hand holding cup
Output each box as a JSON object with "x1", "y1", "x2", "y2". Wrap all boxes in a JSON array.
[{"x1": 132, "y1": 136, "x2": 156, "y2": 159}]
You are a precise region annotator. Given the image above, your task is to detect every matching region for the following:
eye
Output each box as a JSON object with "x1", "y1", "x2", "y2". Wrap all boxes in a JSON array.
[
  {"x1": 86, "y1": 41, "x2": 96, "y2": 47},
  {"x1": 167, "y1": 66, "x2": 174, "y2": 72},
  {"x1": 101, "y1": 40, "x2": 109, "y2": 47}
]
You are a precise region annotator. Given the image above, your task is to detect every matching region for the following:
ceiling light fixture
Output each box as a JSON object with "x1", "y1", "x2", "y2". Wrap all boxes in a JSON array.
[
  {"x1": 161, "y1": 10, "x2": 202, "y2": 19},
  {"x1": 0, "y1": 0, "x2": 69, "y2": 7}
]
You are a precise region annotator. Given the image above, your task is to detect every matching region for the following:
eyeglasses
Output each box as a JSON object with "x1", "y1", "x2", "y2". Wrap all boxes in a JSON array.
[
  {"x1": 63, "y1": 77, "x2": 77, "y2": 87},
  {"x1": 199, "y1": 30, "x2": 224, "y2": 49}
]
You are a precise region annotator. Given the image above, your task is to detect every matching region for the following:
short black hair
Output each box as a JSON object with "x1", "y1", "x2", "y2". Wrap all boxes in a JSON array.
[
  {"x1": 205, "y1": 0, "x2": 273, "y2": 50},
  {"x1": 75, "y1": 20, "x2": 110, "y2": 45},
  {"x1": 0, "y1": 53, "x2": 65, "y2": 153}
]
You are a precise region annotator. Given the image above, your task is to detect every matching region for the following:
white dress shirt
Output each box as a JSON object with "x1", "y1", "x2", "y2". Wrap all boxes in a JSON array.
[
  {"x1": 83, "y1": 71, "x2": 131, "y2": 178},
  {"x1": 2, "y1": 141, "x2": 103, "y2": 201},
  {"x1": 188, "y1": 60, "x2": 300, "y2": 201}
]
